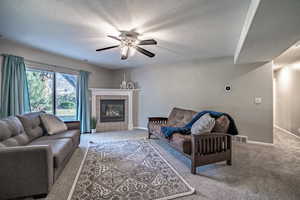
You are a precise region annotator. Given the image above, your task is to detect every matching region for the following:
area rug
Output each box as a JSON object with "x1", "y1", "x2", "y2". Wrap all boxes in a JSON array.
[{"x1": 67, "y1": 140, "x2": 195, "y2": 200}]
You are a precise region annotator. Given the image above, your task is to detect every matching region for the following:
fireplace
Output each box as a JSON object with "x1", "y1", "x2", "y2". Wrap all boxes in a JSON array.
[
  {"x1": 91, "y1": 88, "x2": 138, "y2": 131},
  {"x1": 100, "y1": 99, "x2": 125, "y2": 122}
]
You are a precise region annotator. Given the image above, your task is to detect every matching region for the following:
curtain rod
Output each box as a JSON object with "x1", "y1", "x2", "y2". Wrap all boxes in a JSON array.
[{"x1": 24, "y1": 59, "x2": 80, "y2": 72}]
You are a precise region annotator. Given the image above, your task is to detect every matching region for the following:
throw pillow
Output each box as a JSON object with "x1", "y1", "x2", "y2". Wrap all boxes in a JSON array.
[
  {"x1": 40, "y1": 113, "x2": 67, "y2": 135},
  {"x1": 17, "y1": 112, "x2": 45, "y2": 140},
  {"x1": 212, "y1": 115, "x2": 230, "y2": 133},
  {"x1": 191, "y1": 113, "x2": 215, "y2": 135}
]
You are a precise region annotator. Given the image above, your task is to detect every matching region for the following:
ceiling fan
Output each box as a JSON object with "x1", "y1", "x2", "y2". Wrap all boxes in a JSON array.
[{"x1": 96, "y1": 30, "x2": 157, "y2": 60}]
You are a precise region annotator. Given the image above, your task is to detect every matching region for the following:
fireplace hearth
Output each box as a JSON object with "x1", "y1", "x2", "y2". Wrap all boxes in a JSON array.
[{"x1": 100, "y1": 99, "x2": 125, "y2": 122}]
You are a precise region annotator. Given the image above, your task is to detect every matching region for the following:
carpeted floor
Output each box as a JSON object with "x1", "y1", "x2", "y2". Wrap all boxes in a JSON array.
[{"x1": 38, "y1": 128, "x2": 299, "y2": 200}]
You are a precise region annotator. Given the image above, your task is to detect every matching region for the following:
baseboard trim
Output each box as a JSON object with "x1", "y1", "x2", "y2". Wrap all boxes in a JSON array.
[
  {"x1": 247, "y1": 140, "x2": 274, "y2": 146},
  {"x1": 274, "y1": 125, "x2": 300, "y2": 139},
  {"x1": 133, "y1": 126, "x2": 148, "y2": 130}
]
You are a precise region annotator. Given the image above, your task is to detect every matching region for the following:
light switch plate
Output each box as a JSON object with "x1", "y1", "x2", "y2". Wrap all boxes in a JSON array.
[{"x1": 255, "y1": 97, "x2": 262, "y2": 104}]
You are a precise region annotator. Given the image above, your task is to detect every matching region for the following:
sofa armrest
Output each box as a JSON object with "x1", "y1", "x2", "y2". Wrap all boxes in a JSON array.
[
  {"x1": 0, "y1": 145, "x2": 53, "y2": 199},
  {"x1": 148, "y1": 117, "x2": 168, "y2": 124},
  {"x1": 64, "y1": 120, "x2": 81, "y2": 130},
  {"x1": 191, "y1": 133, "x2": 232, "y2": 173},
  {"x1": 147, "y1": 117, "x2": 168, "y2": 139},
  {"x1": 191, "y1": 133, "x2": 232, "y2": 155}
]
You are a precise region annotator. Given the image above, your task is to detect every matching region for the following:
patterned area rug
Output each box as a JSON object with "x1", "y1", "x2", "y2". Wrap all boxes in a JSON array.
[{"x1": 68, "y1": 140, "x2": 195, "y2": 200}]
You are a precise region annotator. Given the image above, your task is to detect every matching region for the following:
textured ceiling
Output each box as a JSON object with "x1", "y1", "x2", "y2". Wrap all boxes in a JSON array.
[{"x1": 0, "y1": 0, "x2": 250, "y2": 69}]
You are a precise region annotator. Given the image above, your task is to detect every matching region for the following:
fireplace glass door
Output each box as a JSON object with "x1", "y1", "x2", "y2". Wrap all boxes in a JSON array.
[{"x1": 100, "y1": 99, "x2": 125, "y2": 122}]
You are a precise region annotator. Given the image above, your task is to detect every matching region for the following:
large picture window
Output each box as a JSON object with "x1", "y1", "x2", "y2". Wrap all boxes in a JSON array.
[{"x1": 26, "y1": 68, "x2": 77, "y2": 121}]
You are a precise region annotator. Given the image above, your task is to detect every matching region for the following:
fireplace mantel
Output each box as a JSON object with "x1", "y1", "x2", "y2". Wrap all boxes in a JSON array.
[{"x1": 90, "y1": 88, "x2": 139, "y2": 130}]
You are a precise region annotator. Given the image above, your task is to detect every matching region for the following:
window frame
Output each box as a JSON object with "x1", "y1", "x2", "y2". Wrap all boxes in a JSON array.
[{"x1": 26, "y1": 67, "x2": 78, "y2": 121}]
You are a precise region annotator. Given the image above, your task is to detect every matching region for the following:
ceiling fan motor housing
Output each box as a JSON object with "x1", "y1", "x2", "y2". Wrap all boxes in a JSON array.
[{"x1": 119, "y1": 31, "x2": 139, "y2": 47}]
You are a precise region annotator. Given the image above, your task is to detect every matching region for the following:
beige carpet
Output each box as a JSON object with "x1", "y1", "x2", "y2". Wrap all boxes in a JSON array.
[{"x1": 38, "y1": 129, "x2": 299, "y2": 200}]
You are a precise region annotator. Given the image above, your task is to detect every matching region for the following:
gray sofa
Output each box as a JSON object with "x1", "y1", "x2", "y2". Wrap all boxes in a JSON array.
[{"x1": 0, "y1": 112, "x2": 81, "y2": 199}]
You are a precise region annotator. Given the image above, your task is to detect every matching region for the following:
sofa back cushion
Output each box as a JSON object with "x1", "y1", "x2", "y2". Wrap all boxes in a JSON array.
[
  {"x1": 17, "y1": 112, "x2": 45, "y2": 141},
  {"x1": 212, "y1": 115, "x2": 230, "y2": 133},
  {"x1": 167, "y1": 107, "x2": 197, "y2": 127},
  {"x1": 0, "y1": 117, "x2": 30, "y2": 147}
]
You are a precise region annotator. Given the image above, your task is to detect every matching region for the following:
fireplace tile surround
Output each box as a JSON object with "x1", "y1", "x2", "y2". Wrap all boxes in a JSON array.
[{"x1": 90, "y1": 88, "x2": 139, "y2": 132}]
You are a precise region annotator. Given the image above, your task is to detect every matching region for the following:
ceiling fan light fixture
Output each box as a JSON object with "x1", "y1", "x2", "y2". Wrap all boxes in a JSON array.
[
  {"x1": 134, "y1": 40, "x2": 140, "y2": 45},
  {"x1": 121, "y1": 45, "x2": 129, "y2": 60}
]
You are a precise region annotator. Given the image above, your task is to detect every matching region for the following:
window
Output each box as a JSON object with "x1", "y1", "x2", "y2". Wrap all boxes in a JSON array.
[
  {"x1": 55, "y1": 72, "x2": 77, "y2": 121},
  {"x1": 26, "y1": 69, "x2": 54, "y2": 114},
  {"x1": 26, "y1": 68, "x2": 78, "y2": 121}
]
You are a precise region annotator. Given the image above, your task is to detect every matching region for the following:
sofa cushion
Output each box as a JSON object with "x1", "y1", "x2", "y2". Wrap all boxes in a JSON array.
[
  {"x1": 40, "y1": 113, "x2": 67, "y2": 135},
  {"x1": 17, "y1": 112, "x2": 45, "y2": 141},
  {"x1": 212, "y1": 115, "x2": 230, "y2": 133},
  {"x1": 0, "y1": 117, "x2": 30, "y2": 147},
  {"x1": 34, "y1": 130, "x2": 80, "y2": 147},
  {"x1": 28, "y1": 138, "x2": 73, "y2": 168},
  {"x1": 167, "y1": 107, "x2": 197, "y2": 127},
  {"x1": 170, "y1": 133, "x2": 192, "y2": 155},
  {"x1": 191, "y1": 113, "x2": 215, "y2": 135}
]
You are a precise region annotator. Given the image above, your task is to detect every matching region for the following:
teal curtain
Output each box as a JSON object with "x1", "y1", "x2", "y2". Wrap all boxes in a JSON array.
[
  {"x1": 0, "y1": 54, "x2": 31, "y2": 118},
  {"x1": 76, "y1": 70, "x2": 90, "y2": 133}
]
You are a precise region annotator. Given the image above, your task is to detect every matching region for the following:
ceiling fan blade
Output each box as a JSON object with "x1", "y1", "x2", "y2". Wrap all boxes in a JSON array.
[
  {"x1": 96, "y1": 45, "x2": 119, "y2": 51},
  {"x1": 134, "y1": 46, "x2": 155, "y2": 57},
  {"x1": 138, "y1": 39, "x2": 157, "y2": 45},
  {"x1": 107, "y1": 35, "x2": 121, "y2": 41}
]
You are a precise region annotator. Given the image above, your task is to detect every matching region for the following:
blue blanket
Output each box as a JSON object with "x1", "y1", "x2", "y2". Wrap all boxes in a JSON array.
[{"x1": 161, "y1": 110, "x2": 238, "y2": 138}]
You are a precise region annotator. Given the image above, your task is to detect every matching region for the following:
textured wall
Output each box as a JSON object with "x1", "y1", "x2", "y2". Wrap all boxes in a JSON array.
[
  {"x1": 113, "y1": 57, "x2": 274, "y2": 143},
  {"x1": 0, "y1": 39, "x2": 114, "y2": 89},
  {"x1": 274, "y1": 66, "x2": 300, "y2": 137}
]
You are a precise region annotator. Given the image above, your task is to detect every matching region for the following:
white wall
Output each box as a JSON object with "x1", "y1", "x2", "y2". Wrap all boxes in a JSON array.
[
  {"x1": 0, "y1": 39, "x2": 114, "y2": 89},
  {"x1": 113, "y1": 57, "x2": 274, "y2": 143},
  {"x1": 274, "y1": 66, "x2": 300, "y2": 137}
]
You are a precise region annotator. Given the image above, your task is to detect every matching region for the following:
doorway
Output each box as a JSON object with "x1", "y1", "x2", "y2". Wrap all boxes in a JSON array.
[{"x1": 273, "y1": 41, "x2": 300, "y2": 139}]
